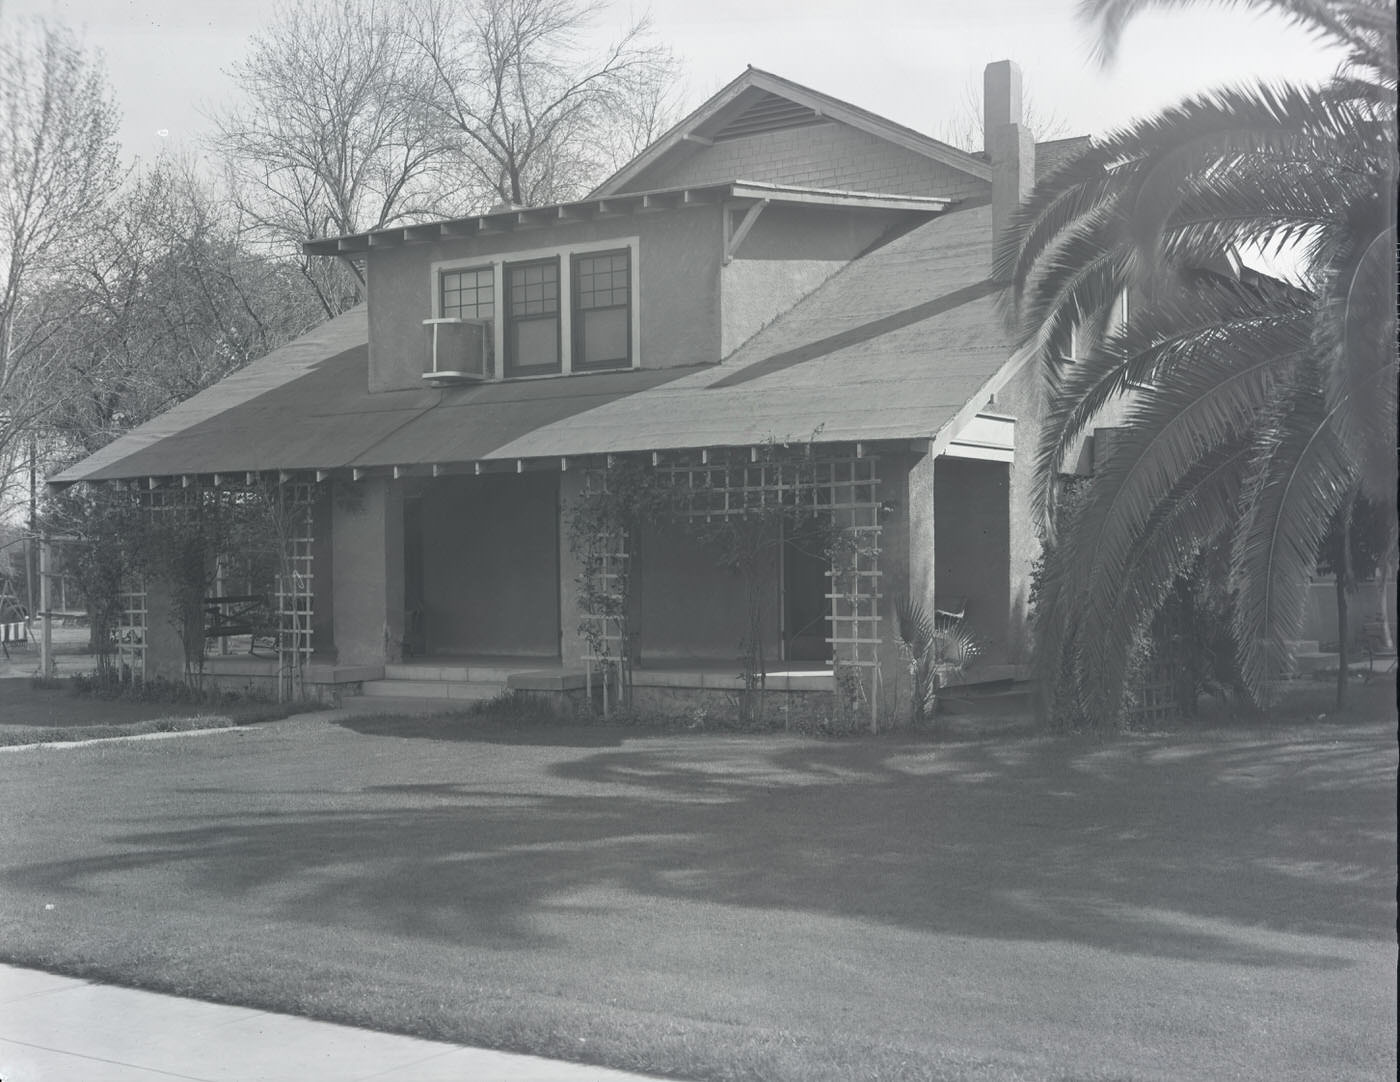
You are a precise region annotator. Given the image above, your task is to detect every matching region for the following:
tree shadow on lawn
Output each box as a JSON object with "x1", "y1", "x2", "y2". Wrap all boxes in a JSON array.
[
  {"x1": 338, "y1": 712, "x2": 632, "y2": 747},
  {"x1": 6, "y1": 718, "x2": 1394, "y2": 971}
]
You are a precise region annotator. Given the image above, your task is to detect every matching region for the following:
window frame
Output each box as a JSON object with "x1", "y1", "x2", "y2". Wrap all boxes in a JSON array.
[
  {"x1": 503, "y1": 256, "x2": 562, "y2": 378},
  {"x1": 570, "y1": 247, "x2": 632, "y2": 372},
  {"x1": 429, "y1": 236, "x2": 640, "y2": 382}
]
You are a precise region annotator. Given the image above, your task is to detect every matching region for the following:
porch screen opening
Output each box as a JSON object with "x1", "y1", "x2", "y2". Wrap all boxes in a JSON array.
[
  {"x1": 572, "y1": 249, "x2": 631, "y2": 371},
  {"x1": 504, "y1": 258, "x2": 560, "y2": 377}
]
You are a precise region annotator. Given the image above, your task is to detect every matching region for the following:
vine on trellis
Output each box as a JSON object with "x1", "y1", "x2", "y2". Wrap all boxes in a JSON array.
[{"x1": 567, "y1": 440, "x2": 882, "y2": 726}]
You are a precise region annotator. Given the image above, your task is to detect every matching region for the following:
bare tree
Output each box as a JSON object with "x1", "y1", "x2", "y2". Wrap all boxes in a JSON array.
[
  {"x1": 45, "y1": 155, "x2": 326, "y2": 461},
  {"x1": 210, "y1": 0, "x2": 462, "y2": 316},
  {"x1": 407, "y1": 0, "x2": 680, "y2": 206},
  {"x1": 0, "y1": 19, "x2": 123, "y2": 508},
  {"x1": 931, "y1": 72, "x2": 1071, "y2": 152}
]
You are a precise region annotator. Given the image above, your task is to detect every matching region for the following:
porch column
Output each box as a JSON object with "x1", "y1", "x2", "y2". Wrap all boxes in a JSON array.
[
  {"x1": 331, "y1": 477, "x2": 404, "y2": 667},
  {"x1": 875, "y1": 453, "x2": 919, "y2": 725},
  {"x1": 143, "y1": 572, "x2": 187, "y2": 683},
  {"x1": 906, "y1": 450, "x2": 937, "y2": 614}
]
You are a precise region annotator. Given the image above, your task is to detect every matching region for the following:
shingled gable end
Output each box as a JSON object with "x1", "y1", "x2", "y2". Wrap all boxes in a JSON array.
[{"x1": 53, "y1": 61, "x2": 1087, "y2": 722}]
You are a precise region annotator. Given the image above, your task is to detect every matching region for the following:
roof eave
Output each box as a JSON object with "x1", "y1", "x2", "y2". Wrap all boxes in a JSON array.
[{"x1": 302, "y1": 182, "x2": 951, "y2": 256}]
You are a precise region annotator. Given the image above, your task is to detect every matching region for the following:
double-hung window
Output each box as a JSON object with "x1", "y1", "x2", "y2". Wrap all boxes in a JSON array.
[
  {"x1": 571, "y1": 249, "x2": 631, "y2": 371},
  {"x1": 504, "y1": 258, "x2": 561, "y2": 377}
]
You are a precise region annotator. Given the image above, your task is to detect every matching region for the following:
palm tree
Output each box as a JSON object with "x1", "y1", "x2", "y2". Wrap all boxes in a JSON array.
[{"x1": 1000, "y1": 0, "x2": 1396, "y2": 722}]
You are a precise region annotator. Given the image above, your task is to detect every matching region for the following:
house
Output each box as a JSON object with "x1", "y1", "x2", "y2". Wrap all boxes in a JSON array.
[{"x1": 52, "y1": 61, "x2": 1089, "y2": 724}]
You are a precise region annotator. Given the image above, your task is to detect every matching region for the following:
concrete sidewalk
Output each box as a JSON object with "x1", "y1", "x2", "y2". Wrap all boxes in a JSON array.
[{"x1": 0, "y1": 963, "x2": 671, "y2": 1082}]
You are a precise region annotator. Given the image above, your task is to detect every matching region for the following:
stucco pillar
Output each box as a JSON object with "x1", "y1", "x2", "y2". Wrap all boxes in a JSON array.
[
  {"x1": 331, "y1": 477, "x2": 404, "y2": 668},
  {"x1": 142, "y1": 572, "x2": 187, "y2": 684},
  {"x1": 875, "y1": 453, "x2": 916, "y2": 727},
  {"x1": 906, "y1": 449, "x2": 937, "y2": 614}
]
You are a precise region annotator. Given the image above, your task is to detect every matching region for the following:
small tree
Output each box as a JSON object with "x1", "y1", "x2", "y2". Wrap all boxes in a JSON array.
[
  {"x1": 1317, "y1": 490, "x2": 1390, "y2": 708},
  {"x1": 567, "y1": 458, "x2": 670, "y2": 713}
]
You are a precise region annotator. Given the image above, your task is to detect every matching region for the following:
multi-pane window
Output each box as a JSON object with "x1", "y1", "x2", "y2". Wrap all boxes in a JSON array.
[
  {"x1": 571, "y1": 249, "x2": 631, "y2": 371},
  {"x1": 504, "y1": 258, "x2": 560, "y2": 377},
  {"x1": 440, "y1": 266, "x2": 494, "y2": 373}
]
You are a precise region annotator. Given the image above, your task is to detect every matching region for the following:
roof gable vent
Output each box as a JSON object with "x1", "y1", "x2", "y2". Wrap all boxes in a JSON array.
[{"x1": 712, "y1": 91, "x2": 824, "y2": 141}]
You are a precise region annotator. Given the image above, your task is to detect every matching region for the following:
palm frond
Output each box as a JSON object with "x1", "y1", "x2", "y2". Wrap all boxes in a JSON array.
[
  {"x1": 1231, "y1": 373, "x2": 1357, "y2": 691},
  {"x1": 1079, "y1": 0, "x2": 1394, "y2": 67},
  {"x1": 1071, "y1": 439, "x2": 1253, "y2": 715},
  {"x1": 1317, "y1": 220, "x2": 1400, "y2": 501}
]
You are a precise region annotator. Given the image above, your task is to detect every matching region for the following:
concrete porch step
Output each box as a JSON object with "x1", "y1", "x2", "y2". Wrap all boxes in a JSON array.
[
  {"x1": 360, "y1": 678, "x2": 503, "y2": 701},
  {"x1": 384, "y1": 661, "x2": 552, "y2": 684},
  {"x1": 1286, "y1": 651, "x2": 1339, "y2": 675}
]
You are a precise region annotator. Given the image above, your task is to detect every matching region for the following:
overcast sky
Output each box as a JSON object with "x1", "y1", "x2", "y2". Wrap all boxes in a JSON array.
[{"x1": 3, "y1": 0, "x2": 1347, "y2": 164}]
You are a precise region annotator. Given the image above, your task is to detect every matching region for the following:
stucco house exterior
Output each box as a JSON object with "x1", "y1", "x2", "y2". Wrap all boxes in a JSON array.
[{"x1": 53, "y1": 61, "x2": 1090, "y2": 724}]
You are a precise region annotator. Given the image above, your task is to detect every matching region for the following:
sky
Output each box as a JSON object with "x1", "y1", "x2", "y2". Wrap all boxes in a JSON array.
[{"x1": 2, "y1": 0, "x2": 1350, "y2": 165}]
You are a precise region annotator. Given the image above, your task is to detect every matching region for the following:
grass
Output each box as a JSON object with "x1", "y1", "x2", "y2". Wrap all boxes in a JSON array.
[
  {"x1": 0, "y1": 682, "x2": 1394, "y2": 1081},
  {"x1": 0, "y1": 675, "x2": 313, "y2": 745}
]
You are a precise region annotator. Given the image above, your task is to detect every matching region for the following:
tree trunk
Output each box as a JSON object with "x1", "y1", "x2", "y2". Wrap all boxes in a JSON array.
[{"x1": 1335, "y1": 572, "x2": 1349, "y2": 710}]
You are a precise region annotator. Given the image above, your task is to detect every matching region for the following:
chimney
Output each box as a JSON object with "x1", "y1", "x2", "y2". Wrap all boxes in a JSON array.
[{"x1": 983, "y1": 60, "x2": 1035, "y2": 258}]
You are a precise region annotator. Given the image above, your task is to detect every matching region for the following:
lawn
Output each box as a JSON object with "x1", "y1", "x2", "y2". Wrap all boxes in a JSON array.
[
  {"x1": 0, "y1": 684, "x2": 1394, "y2": 1081},
  {"x1": 0, "y1": 677, "x2": 309, "y2": 745}
]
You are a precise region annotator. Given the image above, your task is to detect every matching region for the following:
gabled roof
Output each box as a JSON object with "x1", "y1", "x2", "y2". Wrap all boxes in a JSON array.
[
  {"x1": 52, "y1": 204, "x2": 1017, "y2": 486},
  {"x1": 590, "y1": 67, "x2": 995, "y2": 197}
]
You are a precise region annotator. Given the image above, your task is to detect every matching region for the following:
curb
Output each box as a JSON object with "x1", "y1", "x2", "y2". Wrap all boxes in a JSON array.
[{"x1": 0, "y1": 723, "x2": 246, "y2": 754}]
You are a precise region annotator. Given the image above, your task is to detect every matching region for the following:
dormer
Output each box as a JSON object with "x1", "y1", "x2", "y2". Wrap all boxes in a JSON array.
[{"x1": 302, "y1": 65, "x2": 1054, "y2": 394}]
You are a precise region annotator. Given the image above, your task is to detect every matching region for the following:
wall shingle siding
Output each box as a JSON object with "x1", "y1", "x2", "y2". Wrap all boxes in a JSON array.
[{"x1": 626, "y1": 121, "x2": 986, "y2": 200}]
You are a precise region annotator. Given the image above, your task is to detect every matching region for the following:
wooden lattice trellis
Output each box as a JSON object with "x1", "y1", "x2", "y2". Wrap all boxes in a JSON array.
[
  {"x1": 577, "y1": 469, "x2": 631, "y2": 712},
  {"x1": 273, "y1": 482, "x2": 316, "y2": 701},
  {"x1": 579, "y1": 447, "x2": 884, "y2": 723},
  {"x1": 125, "y1": 478, "x2": 316, "y2": 699},
  {"x1": 818, "y1": 455, "x2": 883, "y2": 723},
  {"x1": 115, "y1": 582, "x2": 148, "y2": 681}
]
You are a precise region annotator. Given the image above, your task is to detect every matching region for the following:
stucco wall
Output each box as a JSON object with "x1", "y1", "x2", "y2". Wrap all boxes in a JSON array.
[
  {"x1": 366, "y1": 207, "x2": 722, "y2": 391},
  {"x1": 622, "y1": 121, "x2": 988, "y2": 201},
  {"x1": 719, "y1": 204, "x2": 909, "y2": 357},
  {"x1": 416, "y1": 473, "x2": 560, "y2": 657}
]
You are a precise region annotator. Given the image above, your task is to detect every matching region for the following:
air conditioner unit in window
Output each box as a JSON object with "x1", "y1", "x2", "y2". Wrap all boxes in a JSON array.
[{"x1": 422, "y1": 318, "x2": 491, "y2": 384}]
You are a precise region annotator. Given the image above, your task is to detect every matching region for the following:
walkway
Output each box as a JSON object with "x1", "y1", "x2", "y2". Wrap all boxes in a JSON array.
[{"x1": 0, "y1": 963, "x2": 670, "y2": 1082}]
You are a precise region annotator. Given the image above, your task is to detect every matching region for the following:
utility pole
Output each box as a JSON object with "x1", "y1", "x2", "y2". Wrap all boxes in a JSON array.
[{"x1": 26, "y1": 438, "x2": 37, "y2": 622}]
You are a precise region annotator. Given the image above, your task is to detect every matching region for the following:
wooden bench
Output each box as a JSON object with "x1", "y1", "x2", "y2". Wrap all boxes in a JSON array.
[{"x1": 204, "y1": 595, "x2": 276, "y2": 655}]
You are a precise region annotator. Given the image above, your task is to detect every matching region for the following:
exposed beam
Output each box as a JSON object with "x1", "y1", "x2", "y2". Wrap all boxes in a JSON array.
[
  {"x1": 681, "y1": 132, "x2": 714, "y2": 146},
  {"x1": 723, "y1": 199, "x2": 769, "y2": 264}
]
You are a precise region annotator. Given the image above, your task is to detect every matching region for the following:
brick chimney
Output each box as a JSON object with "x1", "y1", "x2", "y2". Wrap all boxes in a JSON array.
[{"x1": 983, "y1": 60, "x2": 1035, "y2": 257}]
